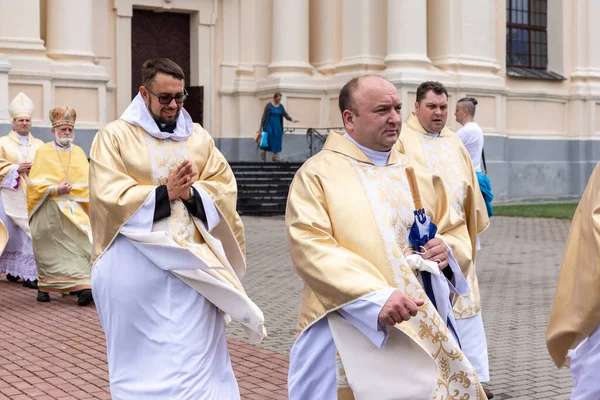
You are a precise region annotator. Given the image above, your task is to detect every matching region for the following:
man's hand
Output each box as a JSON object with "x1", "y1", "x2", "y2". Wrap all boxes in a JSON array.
[
  {"x1": 378, "y1": 290, "x2": 425, "y2": 326},
  {"x1": 167, "y1": 160, "x2": 196, "y2": 201},
  {"x1": 423, "y1": 237, "x2": 449, "y2": 270},
  {"x1": 17, "y1": 162, "x2": 32, "y2": 174},
  {"x1": 56, "y1": 182, "x2": 72, "y2": 195}
]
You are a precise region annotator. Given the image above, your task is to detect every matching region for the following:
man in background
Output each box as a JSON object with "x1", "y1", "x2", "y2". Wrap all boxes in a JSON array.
[
  {"x1": 455, "y1": 97, "x2": 493, "y2": 217},
  {"x1": 27, "y1": 107, "x2": 92, "y2": 306},
  {"x1": 0, "y1": 92, "x2": 44, "y2": 288},
  {"x1": 398, "y1": 81, "x2": 492, "y2": 398}
]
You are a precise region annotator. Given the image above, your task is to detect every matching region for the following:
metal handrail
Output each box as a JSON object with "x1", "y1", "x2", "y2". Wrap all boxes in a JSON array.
[{"x1": 284, "y1": 126, "x2": 345, "y2": 157}]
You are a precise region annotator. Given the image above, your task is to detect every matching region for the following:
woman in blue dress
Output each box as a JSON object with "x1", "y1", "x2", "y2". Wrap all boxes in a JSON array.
[{"x1": 259, "y1": 92, "x2": 298, "y2": 162}]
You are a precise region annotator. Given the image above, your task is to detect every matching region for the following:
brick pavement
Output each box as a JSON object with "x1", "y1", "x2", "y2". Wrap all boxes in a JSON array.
[{"x1": 0, "y1": 216, "x2": 576, "y2": 399}]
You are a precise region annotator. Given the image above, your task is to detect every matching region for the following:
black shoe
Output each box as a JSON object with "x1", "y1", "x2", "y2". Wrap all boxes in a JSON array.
[
  {"x1": 37, "y1": 291, "x2": 50, "y2": 302},
  {"x1": 23, "y1": 279, "x2": 38, "y2": 289},
  {"x1": 77, "y1": 289, "x2": 93, "y2": 306},
  {"x1": 6, "y1": 274, "x2": 19, "y2": 282},
  {"x1": 483, "y1": 387, "x2": 494, "y2": 399}
]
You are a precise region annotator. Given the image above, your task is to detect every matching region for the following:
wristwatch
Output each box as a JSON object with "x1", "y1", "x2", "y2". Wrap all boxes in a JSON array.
[{"x1": 184, "y1": 187, "x2": 195, "y2": 204}]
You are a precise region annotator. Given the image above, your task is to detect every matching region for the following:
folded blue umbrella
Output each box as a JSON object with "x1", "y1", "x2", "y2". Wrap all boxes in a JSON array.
[{"x1": 405, "y1": 167, "x2": 460, "y2": 346}]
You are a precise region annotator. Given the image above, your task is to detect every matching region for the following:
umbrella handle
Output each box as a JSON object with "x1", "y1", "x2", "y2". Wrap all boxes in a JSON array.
[{"x1": 405, "y1": 166, "x2": 423, "y2": 210}]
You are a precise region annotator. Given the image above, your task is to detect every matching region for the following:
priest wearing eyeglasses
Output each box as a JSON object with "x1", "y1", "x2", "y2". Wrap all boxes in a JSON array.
[{"x1": 89, "y1": 58, "x2": 265, "y2": 399}]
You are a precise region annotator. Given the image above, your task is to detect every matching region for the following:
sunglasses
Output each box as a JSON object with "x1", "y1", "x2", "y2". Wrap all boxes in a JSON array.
[{"x1": 145, "y1": 87, "x2": 188, "y2": 105}]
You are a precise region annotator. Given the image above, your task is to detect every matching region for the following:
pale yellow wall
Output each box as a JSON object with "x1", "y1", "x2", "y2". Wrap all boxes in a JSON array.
[
  {"x1": 39, "y1": 0, "x2": 47, "y2": 42},
  {"x1": 329, "y1": 98, "x2": 342, "y2": 127},
  {"x1": 55, "y1": 87, "x2": 99, "y2": 123},
  {"x1": 286, "y1": 97, "x2": 320, "y2": 128},
  {"x1": 495, "y1": 0, "x2": 507, "y2": 75},
  {"x1": 595, "y1": 103, "x2": 600, "y2": 133},
  {"x1": 468, "y1": 95, "x2": 496, "y2": 131},
  {"x1": 214, "y1": 0, "x2": 224, "y2": 138},
  {"x1": 2, "y1": 0, "x2": 600, "y2": 139},
  {"x1": 506, "y1": 99, "x2": 566, "y2": 135},
  {"x1": 8, "y1": 84, "x2": 44, "y2": 121}
]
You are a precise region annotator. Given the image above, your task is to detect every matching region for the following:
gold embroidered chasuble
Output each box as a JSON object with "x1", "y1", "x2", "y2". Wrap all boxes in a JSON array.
[
  {"x1": 0, "y1": 131, "x2": 44, "y2": 236},
  {"x1": 397, "y1": 113, "x2": 490, "y2": 319},
  {"x1": 89, "y1": 120, "x2": 265, "y2": 343},
  {"x1": 286, "y1": 132, "x2": 485, "y2": 399},
  {"x1": 547, "y1": 163, "x2": 600, "y2": 367},
  {"x1": 27, "y1": 142, "x2": 91, "y2": 241}
]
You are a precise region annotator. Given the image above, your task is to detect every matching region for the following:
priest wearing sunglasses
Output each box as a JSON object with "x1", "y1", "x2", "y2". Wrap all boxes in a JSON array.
[{"x1": 89, "y1": 58, "x2": 265, "y2": 399}]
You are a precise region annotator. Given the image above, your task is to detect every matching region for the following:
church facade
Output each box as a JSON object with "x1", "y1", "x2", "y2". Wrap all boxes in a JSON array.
[{"x1": 1, "y1": 0, "x2": 599, "y2": 200}]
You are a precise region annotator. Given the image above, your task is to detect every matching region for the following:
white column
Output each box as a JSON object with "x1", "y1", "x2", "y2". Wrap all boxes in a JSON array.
[
  {"x1": 115, "y1": 10, "x2": 132, "y2": 115},
  {"x1": 268, "y1": 0, "x2": 312, "y2": 76},
  {"x1": 309, "y1": 0, "x2": 341, "y2": 75},
  {"x1": 427, "y1": 0, "x2": 500, "y2": 74},
  {"x1": 46, "y1": 0, "x2": 95, "y2": 62},
  {"x1": 0, "y1": 0, "x2": 45, "y2": 52},
  {"x1": 0, "y1": 55, "x2": 11, "y2": 123},
  {"x1": 238, "y1": 0, "x2": 257, "y2": 82},
  {"x1": 571, "y1": 0, "x2": 600, "y2": 82},
  {"x1": 336, "y1": 0, "x2": 386, "y2": 73},
  {"x1": 385, "y1": 0, "x2": 431, "y2": 71}
]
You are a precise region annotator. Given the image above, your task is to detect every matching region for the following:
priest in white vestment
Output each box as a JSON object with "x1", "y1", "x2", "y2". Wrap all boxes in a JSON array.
[
  {"x1": 397, "y1": 81, "x2": 491, "y2": 396},
  {"x1": 90, "y1": 58, "x2": 265, "y2": 400},
  {"x1": 286, "y1": 75, "x2": 487, "y2": 400},
  {"x1": 0, "y1": 92, "x2": 44, "y2": 287},
  {"x1": 547, "y1": 162, "x2": 600, "y2": 399}
]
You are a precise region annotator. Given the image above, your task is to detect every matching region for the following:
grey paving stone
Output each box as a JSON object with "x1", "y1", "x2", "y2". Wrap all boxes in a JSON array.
[{"x1": 227, "y1": 216, "x2": 575, "y2": 398}]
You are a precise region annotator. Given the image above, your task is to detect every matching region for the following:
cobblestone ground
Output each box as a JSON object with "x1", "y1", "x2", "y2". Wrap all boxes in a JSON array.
[
  {"x1": 0, "y1": 216, "x2": 574, "y2": 399},
  {"x1": 233, "y1": 216, "x2": 575, "y2": 400}
]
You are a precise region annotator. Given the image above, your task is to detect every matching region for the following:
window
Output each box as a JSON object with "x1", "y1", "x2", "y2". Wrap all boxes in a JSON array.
[
  {"x1": 506, "y1": 0, "x2": 548, "y2": 69},
  {"x1": 506, "y1": 0, "x2": 564, "y2": 80}
]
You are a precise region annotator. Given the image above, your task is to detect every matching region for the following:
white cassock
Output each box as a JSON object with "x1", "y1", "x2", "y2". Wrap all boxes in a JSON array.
[
  {"x1": 92, "y1": 190, "x2": 241, "y2": 400},
  {"x1": 455, "y1": 123, "x2": 489, "y2": 381},
  {"x1": 567, "y1": 325, "x2": 600, "y2": 399},
  {"x1": 454, "y1": 234, "x2": 490, "y2": 382}
]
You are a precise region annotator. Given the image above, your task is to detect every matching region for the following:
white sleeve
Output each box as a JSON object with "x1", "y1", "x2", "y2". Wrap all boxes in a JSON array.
[
  {"x1": 192, "y1": 185, "x2": 220, "y2": 232},
  {"x1": 337, "y1": 287, "x2": 397, "y2": 349},
  {"x1": 445, "y1": 244, "x2": 468, "y2": 296},
  {"x1": 1, "y1": 165, "x2": 20, "y2": 190},
  {"x1": 120, "y1": 190, "x2": 156, "y2": 234}
]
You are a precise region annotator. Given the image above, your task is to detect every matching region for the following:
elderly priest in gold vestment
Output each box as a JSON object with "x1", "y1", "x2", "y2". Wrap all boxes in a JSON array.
[
  {"x1": 27, "y1": 107, "x2": 93, "y2": 306},
  {"x1": 396, "y1": 81, "x2": 491, "y2": 394},
  {"x1": 286, "y1": 75, "x2": 487, "y2": 400},
  {"x1": 0, "y1": 92, "x2": 44, "y2": 288},
  {"x1": 89, "y1": 58, "x2": 265, "y2": 400},
  {"x1": 547, "y1": 163, "x2": 600, "y2": 399}
]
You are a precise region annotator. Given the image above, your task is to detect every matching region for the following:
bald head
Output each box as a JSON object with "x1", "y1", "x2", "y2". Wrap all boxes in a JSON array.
[
  {"x1": 339, "y1": 75, "x2": 395, "y2": 119},
  {"x1": 339, "y1": 75, "x2": 402, "y2": 152}
]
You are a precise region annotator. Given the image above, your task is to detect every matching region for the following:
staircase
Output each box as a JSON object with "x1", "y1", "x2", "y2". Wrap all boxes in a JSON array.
[{"x1": 230, "y1": 162, "x2": 303, "y2": 216}]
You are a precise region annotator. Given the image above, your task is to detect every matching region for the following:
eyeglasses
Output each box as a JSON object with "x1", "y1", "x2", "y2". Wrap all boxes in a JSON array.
[{"x1": 145, "y1": 87, "x2": 188, "y2": 105}]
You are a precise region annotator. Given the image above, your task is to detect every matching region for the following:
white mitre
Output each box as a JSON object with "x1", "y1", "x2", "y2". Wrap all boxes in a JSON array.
[{"x1": 8, "y1": 92, "x2": 35, "y2": 120}]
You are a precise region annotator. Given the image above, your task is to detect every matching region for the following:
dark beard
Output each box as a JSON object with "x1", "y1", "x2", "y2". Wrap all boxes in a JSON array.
[
  {"x1": 146, "y1": 98, "x2": 180, "y2": 126},
  {"x1": 153, "y1": 110, "x2": 179, "y2": 125}
]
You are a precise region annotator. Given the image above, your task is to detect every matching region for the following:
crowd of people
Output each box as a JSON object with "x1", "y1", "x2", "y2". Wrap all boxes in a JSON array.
[
  {"x1": 0, "y1": 94, "x2": 93, "y2": 305},
  {"x1": 0, "y1": 57, "x2": 595, "y2": 400}
]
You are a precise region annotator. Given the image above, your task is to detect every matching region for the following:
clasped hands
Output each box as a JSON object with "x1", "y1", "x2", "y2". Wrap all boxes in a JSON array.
[
  {"x1": 378, "y1": 237, "x2": 449, "y2": 326},
  {"x1": 57, "y1": 182, "x2": 72, "y2": 195},
  {"x1": 17, "y1": 162, "x2": 32, "y2": 174},
  {"x1": 167, "y1": 160, "x2": 195, "y2": 201}
]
